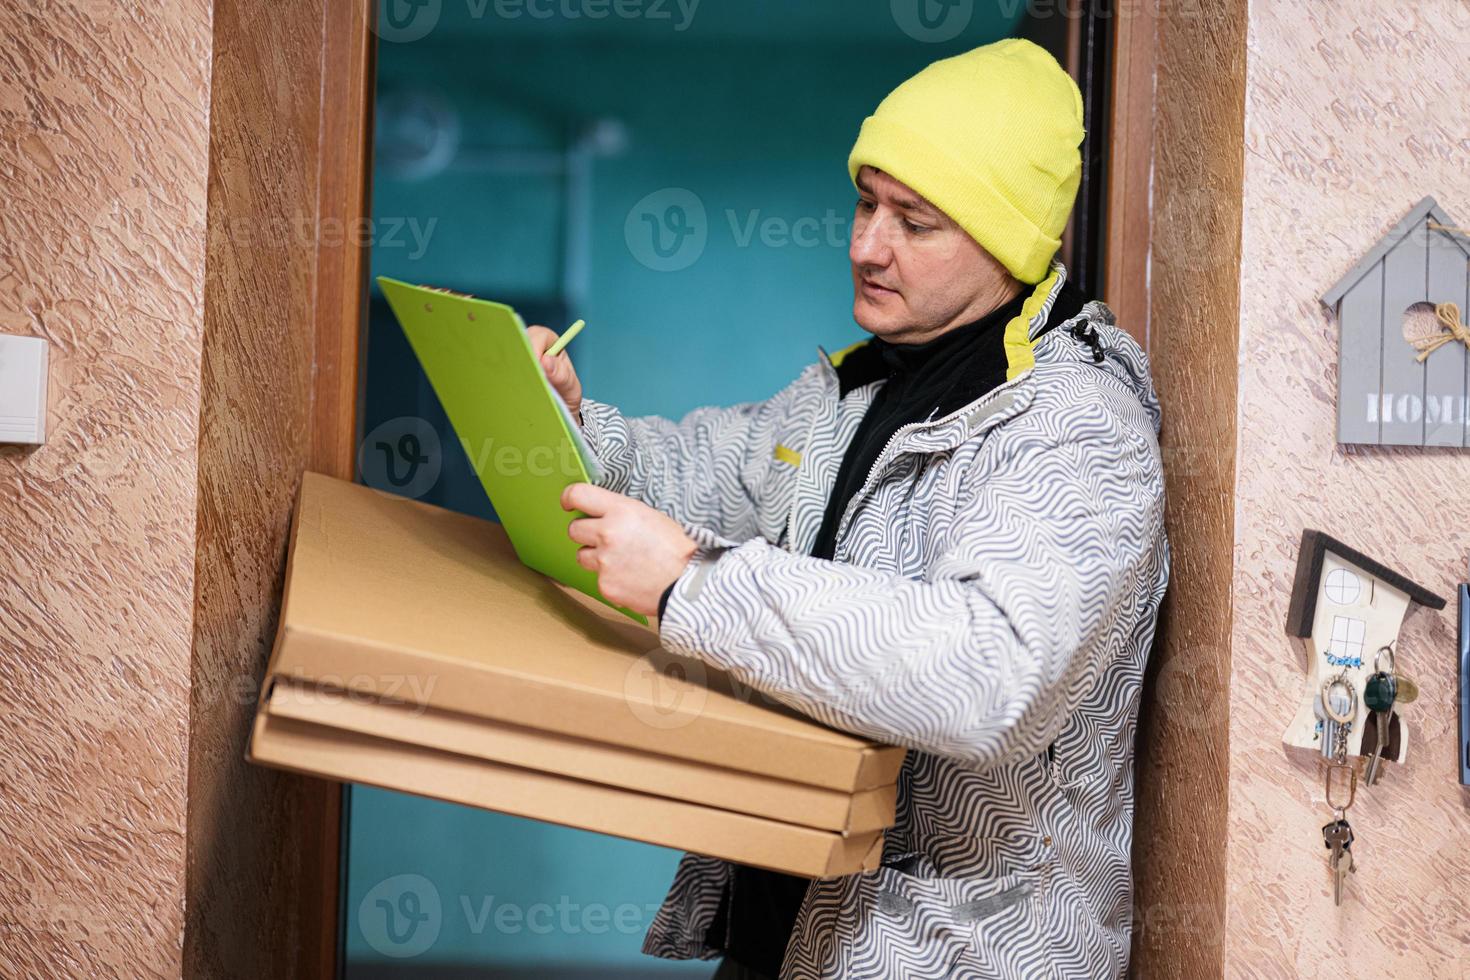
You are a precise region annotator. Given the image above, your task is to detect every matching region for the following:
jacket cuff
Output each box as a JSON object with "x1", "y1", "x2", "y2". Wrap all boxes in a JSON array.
[
  {"x1": 657, "y1": 525, "x2": 744, "y2": 638},
  {"x1": 576, "y1": 396, "x2": 634, "y2": 493},
  {"x1": 577, "y1": 396, "x2": 611, "y2": 456}
]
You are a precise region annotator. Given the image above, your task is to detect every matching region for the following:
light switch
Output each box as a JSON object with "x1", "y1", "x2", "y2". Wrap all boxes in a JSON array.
[{"x1": 0, "y1": 335, "x2": 48, "y2": 445}]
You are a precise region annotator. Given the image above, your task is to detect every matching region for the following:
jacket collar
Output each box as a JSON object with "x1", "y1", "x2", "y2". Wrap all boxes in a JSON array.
[{"x1": 815, "y1": 260, "x2": 1080, "y2": 454}]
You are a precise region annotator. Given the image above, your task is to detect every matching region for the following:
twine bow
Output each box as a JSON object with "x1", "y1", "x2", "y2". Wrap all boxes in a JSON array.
[{"x1": 1410, "y1": 303, "x2": 1470, "y2": 363}]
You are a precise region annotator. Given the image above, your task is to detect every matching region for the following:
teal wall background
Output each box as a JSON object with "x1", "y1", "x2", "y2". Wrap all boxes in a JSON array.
[{"x1": 349, "y1": 2, "x2": 1023, "y2": 974}]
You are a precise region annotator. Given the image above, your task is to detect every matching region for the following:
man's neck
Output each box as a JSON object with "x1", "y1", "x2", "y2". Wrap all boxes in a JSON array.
[{"x1": 889, "y1": 278, "x2": 1025, "y2": 345}]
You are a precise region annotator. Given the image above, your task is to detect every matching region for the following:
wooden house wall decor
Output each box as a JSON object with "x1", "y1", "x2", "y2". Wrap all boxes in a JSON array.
[
  {"x1": 1283, "y1": 530, "x2": 1445, "y2": 769},
  {"x1": 1322, "y1": 196, "x2": 1470, "y2": 447}
]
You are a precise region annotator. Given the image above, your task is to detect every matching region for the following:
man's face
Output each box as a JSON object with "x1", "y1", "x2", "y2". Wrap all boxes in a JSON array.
[{"x1": 849, "y1": 166, "x2": 1018, "y2": 344}]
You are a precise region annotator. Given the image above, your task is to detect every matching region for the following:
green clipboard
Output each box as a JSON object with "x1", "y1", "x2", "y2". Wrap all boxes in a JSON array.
[{"x1": 377, "y1": 276, "x2": 646, "y2": 625}]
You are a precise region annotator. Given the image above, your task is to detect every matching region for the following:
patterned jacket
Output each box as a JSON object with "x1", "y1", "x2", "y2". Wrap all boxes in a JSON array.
[{"x1": 577, "y1": 261, "x2": 1170, "y2": 979}]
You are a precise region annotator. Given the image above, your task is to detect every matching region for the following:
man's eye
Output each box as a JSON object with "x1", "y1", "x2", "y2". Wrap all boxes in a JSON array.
[
  {"x1": 856, "y1": 198, "x2": 876, "y2": 213},
  {"x1": 904, "y1": 220, "x2": 930, "y2": 234}
]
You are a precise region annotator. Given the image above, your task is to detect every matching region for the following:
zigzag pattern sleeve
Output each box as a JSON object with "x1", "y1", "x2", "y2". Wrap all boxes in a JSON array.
[
  {"x1": 576, "y1": 367, "x2": 815, "y2": 542},
  {"x1": 655, "y1": 405, "x2": 1166, "y2": 771}
]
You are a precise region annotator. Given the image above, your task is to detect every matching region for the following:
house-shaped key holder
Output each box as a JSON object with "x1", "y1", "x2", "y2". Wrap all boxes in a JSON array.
[{"x1": 1283, "y1": 530, "x2": 1445, "y2": 769}]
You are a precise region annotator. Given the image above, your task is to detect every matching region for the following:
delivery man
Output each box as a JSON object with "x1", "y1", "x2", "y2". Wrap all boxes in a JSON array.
[{"x1": 529, "y1": 37, "x2": 1169, "y2": 980}]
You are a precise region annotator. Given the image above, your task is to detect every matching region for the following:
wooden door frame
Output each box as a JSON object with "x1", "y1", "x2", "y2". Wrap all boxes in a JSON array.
[
  {"x1": 1103, "y1": 4, "x2": 1246, "y2": 980},
  {"x1": 298, "y1": 3, "x2": 378, "y2": 975},
  {"x1": 1103, "y1": 3, "x2": 1156, "y2": 351},
  {"x1": 313, "y1": 0, "x2": 376, "y2": 484},
  {"x1": 302, "y1": 5, "x2": 376, "y2": 975},
  {"x1": 189, "y1": 1, "x2": 375, "y2": 976}
]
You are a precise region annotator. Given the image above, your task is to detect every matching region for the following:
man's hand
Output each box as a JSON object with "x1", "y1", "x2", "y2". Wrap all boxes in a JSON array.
[
  {"x1": 562, "y1": 483, "x2": 697, "y2": 617},
  {"x1": 527, "y1": 325, "x2": 584, "y2": 426}
]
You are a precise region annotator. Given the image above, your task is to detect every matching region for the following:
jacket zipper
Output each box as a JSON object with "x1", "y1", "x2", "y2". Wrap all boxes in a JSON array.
[
  {"x1": 783, "y1": 354, "x2": 833, "y2": 553},
  {"x1": 1069, "y1": 319, "x2": 1107, "y2": 363},
  {"x1": 829, "y1": 372, "x2": 1030, "y2": 559}
]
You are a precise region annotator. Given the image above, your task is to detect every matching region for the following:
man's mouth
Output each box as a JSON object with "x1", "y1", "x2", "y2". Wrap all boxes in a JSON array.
[{"x1": 860, "y1": 277, "x2": 899, "y2": 299}]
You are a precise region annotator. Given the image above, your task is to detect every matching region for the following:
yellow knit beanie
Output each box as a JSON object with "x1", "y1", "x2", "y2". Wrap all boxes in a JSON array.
[{"x1": 848, "y1": 38, "x2": 1085, "y2": 284}]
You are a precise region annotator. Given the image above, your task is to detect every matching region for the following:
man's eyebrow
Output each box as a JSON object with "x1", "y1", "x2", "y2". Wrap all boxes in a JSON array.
[
  {"x1": 892, "y1": 194, "x2": 936, "y2": 214},
  {"x1": 854, "y1": 173, "x2": 940, "y2": 216}
]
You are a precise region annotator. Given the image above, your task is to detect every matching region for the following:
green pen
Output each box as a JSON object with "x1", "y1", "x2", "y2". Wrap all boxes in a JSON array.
[{"x1": 545, "y1": 319, "x2": 585, "y2": 357}]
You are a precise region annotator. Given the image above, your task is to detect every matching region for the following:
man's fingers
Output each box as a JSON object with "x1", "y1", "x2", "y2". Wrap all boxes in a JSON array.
[
  {"x1": 542, "y1": 353, "x2": 574, "y2": 385},
  {"x1": 566, "y1": 517, "x2": 601, "y2": 547},
  {"x1": 561, "y1": 482, "x2": 620, "y2": 515},
  {"x1": 574, "y1": 546, "x2": 600, "y2": 571},
  {"x1": 528, "y1": 326, "x2": 570, "y2": 372},
  {"x1": 526, "y1": 325, "x2": 557, "y2": 354}
]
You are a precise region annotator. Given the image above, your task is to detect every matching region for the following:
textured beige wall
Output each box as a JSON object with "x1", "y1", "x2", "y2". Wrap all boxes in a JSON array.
[
  {"x1": 1228, "y1": 1, "x2": 1470, "y2": 975},
  {"x1": 0, "y1": 2, "x2": 213, "y2": 976}
]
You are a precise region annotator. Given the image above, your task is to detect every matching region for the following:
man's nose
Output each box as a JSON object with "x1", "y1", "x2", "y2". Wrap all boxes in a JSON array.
[{"x1": 849, "y1": 211, "x2": 895, "y2": 268}]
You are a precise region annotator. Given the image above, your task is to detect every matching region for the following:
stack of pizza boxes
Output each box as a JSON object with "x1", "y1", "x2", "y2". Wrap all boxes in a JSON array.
[{"x1": 249, "y1": 473, "x2": 905, "y2": 877}]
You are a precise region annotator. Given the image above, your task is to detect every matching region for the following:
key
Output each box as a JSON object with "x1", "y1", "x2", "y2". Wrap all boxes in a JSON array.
[
  {"x1": 1314, "y1": 689, "x2": 1336, "y2": 761},
  {"x1": 1320, "y1": 673, "x2": 1360, "y2": 906},
  {"x1": 1322, "y1": 819, "x2": 1355, "y2": 905},
  {"x1": 1322, "y1": 819, "x2": 1356, "y2": 906},
  {"x1": 1364, "y1": 650, "x2": 1398, "y2": 785}
]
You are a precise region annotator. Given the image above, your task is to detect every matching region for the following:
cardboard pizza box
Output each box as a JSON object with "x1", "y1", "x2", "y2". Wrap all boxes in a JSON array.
[
  {"x1": 262, "y1": 677, "x2": 897, "y2": 835},
  {"x1": 250, "y1": 709, "x2": 886, "y2": 878}
]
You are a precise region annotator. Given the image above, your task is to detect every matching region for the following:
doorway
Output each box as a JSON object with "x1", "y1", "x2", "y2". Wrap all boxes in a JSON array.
[{"x1": 343, "y1": 2, "x2": 1109, "y2": 975}]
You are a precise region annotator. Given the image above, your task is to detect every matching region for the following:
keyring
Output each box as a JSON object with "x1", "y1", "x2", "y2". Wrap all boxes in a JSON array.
[
  {"x1": 1320, "y1": 672, "x2": 1357, "y2": 725},
  {"x1": 1373, "y1": 644, "x2": 1395, "y2": 676},
  {"x1": 1325, "y1": 758, "x2": 1358, "y2": 816}
]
